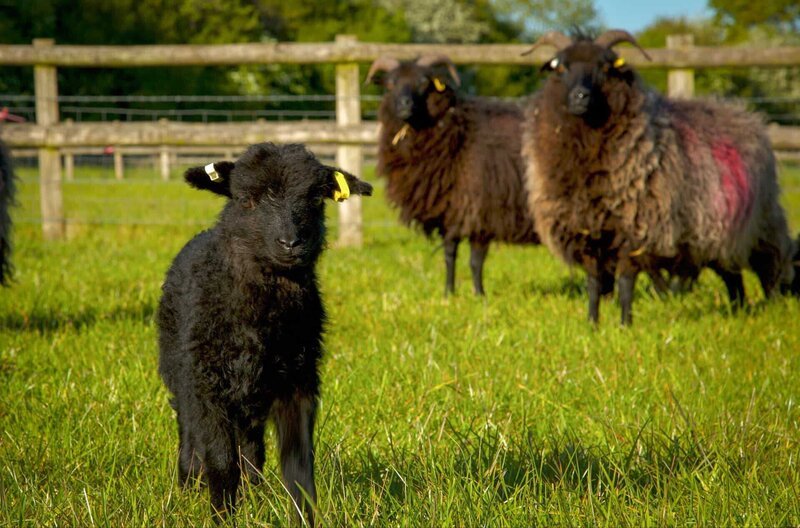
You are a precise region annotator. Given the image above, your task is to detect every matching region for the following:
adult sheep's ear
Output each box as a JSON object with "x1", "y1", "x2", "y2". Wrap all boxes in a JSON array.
[
  {"x1": 416, "y1": 54, "x2": 461, "y2": 87},
  {"x1": 184, "y1": 161, "x2": 235, "y2": 197},
  {"x1": 322, "y1": 167, "x2": 373, "y2": 202}
]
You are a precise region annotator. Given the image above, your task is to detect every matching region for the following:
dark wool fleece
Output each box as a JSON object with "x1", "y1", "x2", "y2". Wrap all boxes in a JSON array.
[
  {"x1": 523, "y1": 75, "x2": 794, "y2": 286},
  {"x1": 378, "y1": 95, "x2": 538, "y2": 244}
]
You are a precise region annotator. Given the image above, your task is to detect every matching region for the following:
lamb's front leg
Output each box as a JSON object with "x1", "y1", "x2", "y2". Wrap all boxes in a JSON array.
[
  {"x1": 177, "y1": 396, "x2": 204, "y2": 487},
  {"x1": 237, "y1": 420, "x2": 266, "y2": 483},
  {"x1": 199, "y1": 410, "x2": 240, "y2": 522},
  {"x1": 274, "y1": 393, "x2": 317, "y2": 526}
]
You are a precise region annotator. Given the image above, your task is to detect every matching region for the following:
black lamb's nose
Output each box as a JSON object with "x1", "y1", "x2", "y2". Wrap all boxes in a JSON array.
[{"x1": 278, "y1": 237, "x2": 301, "y2": 251}]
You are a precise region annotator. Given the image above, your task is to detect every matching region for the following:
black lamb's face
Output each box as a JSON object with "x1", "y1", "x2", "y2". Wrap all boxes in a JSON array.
[
  {"x1": 541, "y1": 41, "x2": 635, "y2": 127},
  {"x1": 382, "y1": 63, "x2": 456, "y2": 129},
  {"x1": 184, "y1": 143, "x2": 372, "y2": 270}
]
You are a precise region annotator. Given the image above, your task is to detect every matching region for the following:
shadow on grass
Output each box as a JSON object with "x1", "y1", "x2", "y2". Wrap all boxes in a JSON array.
[
  {"x1": 524, "y1": 275, "x2": 586, "y2": 299},
  {"x1": 0, "y1": 301, "x2": 156, "y2": 333},
  {"x1": 333, "y1": 423, "x2": 715, "y2": 505}
]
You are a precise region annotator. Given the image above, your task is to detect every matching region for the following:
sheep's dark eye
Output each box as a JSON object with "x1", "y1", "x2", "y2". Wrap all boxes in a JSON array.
[
  {"x1": 239, "y1": 196, "x2": 255, "y2": 209},
  {"x1": 313, "y1": 195, "x2": 324, "y2": 206}
]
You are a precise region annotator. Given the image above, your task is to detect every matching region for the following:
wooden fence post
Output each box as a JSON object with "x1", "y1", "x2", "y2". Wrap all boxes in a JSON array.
[
  {"x1": 34, "y1": 38, "x2": 64, "y2": 239},
  {"x1": 159, "y1": 147, "x2": 170, "y2": 180},
  {"x1": 62, "y1": 118, "x2": 74, "y2": 181},
  {"x1": 335, "y1": 35, "x2": 363, "y2": 247},
  {"x1": 159, "y1": 119, "x2": 171, "y2": 180},
  {"x1": 667, "y1": 34, "x2": 695, "y2": 98},
  {"x1": 114, "y1": 148, "x2": 124, "y2": 180},
  {"x1": 63, "y1": 151, "x2": 74, "y2": 181}
]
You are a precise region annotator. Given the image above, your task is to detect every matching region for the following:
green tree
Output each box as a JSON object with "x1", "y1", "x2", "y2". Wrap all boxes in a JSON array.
[
  {"x1": 709, "y1": 0, "x2": 799, "y2": 35},
  {"x1": 492, "y1": 0, "x2": 602, "y2": 36},
  {"x1": 0, "y1": 0, "x2": 263, "y2": 96},
  {"x1": 636, "y1": 16, "x2": 800, "y2": 126}
]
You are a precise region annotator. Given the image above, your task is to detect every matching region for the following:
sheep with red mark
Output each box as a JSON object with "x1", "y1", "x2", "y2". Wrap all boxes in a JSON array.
[
  {"x1": 366, "y1": 55, "x2": 539, "y2": 296},
  {"x1": 522, "y1": 29, "x2": 796, "y2": 325}
]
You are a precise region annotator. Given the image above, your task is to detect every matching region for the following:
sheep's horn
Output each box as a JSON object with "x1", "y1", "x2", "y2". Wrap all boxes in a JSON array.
[
  {"x1": 365, "y1": 56, "x2": 401, "y2": 85},
  {"x1": 521, "y1": 30, "x2": 573, "y2": 56},
  {"x1": 416, "y1": 54, "x2": 461, "y2": 87},
  {"x1": 594, "y1": 30, "x2": 652, "y2": 61}
]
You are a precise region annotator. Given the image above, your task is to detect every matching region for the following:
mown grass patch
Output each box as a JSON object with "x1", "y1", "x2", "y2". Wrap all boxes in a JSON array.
[{"x1": 1, "y1": 162, "x2": 799, "y2": 526}]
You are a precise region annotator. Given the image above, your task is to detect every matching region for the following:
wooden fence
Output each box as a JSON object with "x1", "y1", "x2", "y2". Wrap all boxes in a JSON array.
[{"x1": 1, "y1": 35, "x2": 800, "y2": 243}]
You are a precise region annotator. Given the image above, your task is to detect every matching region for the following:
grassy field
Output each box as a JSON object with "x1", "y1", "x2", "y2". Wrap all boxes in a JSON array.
[{"x1": 1, "y1": 161, "x2": 800, "y2": 527}]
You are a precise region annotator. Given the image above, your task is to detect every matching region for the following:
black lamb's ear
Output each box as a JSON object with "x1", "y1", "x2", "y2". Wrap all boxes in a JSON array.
[
  {"x1": 322, "y1": 167, "x2": 373, "y2": 202},
  {"x1": 184, "y1": 161, "x2": 235, "y2": 197}
]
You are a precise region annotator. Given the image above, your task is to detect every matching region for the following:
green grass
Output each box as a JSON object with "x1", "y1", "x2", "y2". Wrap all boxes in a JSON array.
[{"x1": 2, "y1": 162, "x2": 800, "y2": 527}]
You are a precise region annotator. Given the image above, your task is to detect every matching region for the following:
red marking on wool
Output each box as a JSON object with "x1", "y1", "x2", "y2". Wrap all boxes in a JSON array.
[{"x1": 711, "y1": 140, "x2": 752, "y2": 227}]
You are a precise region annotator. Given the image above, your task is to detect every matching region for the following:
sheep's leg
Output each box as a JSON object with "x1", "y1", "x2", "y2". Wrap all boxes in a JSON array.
[
  {"x1": 443, "y1": 237, "x2": 460, "y2": 296},
  {"x1": 199, "y1": 412, "x2": 239, "y2": 522},
  {"x1": 647, "y1": 269, "x2": 670, "y2": 297},
  {"x1": 672, "y1": 267, "x2": 700, "y2": 294},
  {"x1": 237, "y1": 421, "x2": 266, "y2": 483},
  {"x1": 599, "y1": 270, "x2": 615, "y2": 296},
  {"x1": 586, "y1": 272, "x2": 602, "y2": 324},
  {"x1": 469, "y1": 241, "x2": 489, "y2": 296},
  {"x1": 274, "y1": 393, "x2": 317, "y2": 526},
  {"x1": 710, "y1": 263, "x2": 745, "y2": 308},
  {"x1": 749, "y1": 246, "x2": 782, "y2": 299},
  {"x1": 618, "y1": 271, "x2": 637, "y2": 326},
  {"x1": 178, "y1": 405, "x2": 203, "y2": 487}
]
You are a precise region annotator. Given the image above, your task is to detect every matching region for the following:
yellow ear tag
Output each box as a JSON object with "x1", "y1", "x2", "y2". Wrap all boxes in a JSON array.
[
  {"x1": 433, "y1": 77, "x2": 446, "y2": 92},
  {"x1": 613, "y1": 57, "x2": 626, "y2": 68},
  {"x1": 333, "y1": 171, "x2": 350, "y2": 202}
]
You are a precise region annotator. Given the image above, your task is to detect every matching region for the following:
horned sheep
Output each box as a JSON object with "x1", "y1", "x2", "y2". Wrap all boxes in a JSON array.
[
  {"x1": 367, "y1": 55, "x2": 539, "y2": 296},
  {"x1": 522, "y1": 30, "x2": 796, "y2": 325}
]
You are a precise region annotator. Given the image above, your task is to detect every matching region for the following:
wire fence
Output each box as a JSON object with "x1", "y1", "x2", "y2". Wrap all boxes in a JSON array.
[
  {"x1": 9, "y1": 176, "x2": 409, "y2": 231},
  {"x1": 0, "y1": 94, "x2": 385, "y2": 123},
  {"x1": 2, "y1": 93, "x2": 798, "y2": 124},
  {"x1": 3, "y1": 92, "x2": 798, "y2": 229}
]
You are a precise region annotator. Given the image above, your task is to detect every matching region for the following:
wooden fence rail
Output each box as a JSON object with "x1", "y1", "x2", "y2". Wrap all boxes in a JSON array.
[
  {"x1": 1, "y1": 34, "x2": 799, "y2": 242},
  {"x1": 5, "y1": 121, "x2": 799, "y2": 151},
  {"x1": 1, "y1": 41, "x2": 800, "y2": 68}
]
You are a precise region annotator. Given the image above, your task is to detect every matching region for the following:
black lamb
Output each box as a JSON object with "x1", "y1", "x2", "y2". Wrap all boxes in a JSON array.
[{"x1": 157, "y1": 142, "x2": 372, "y2": 524}]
